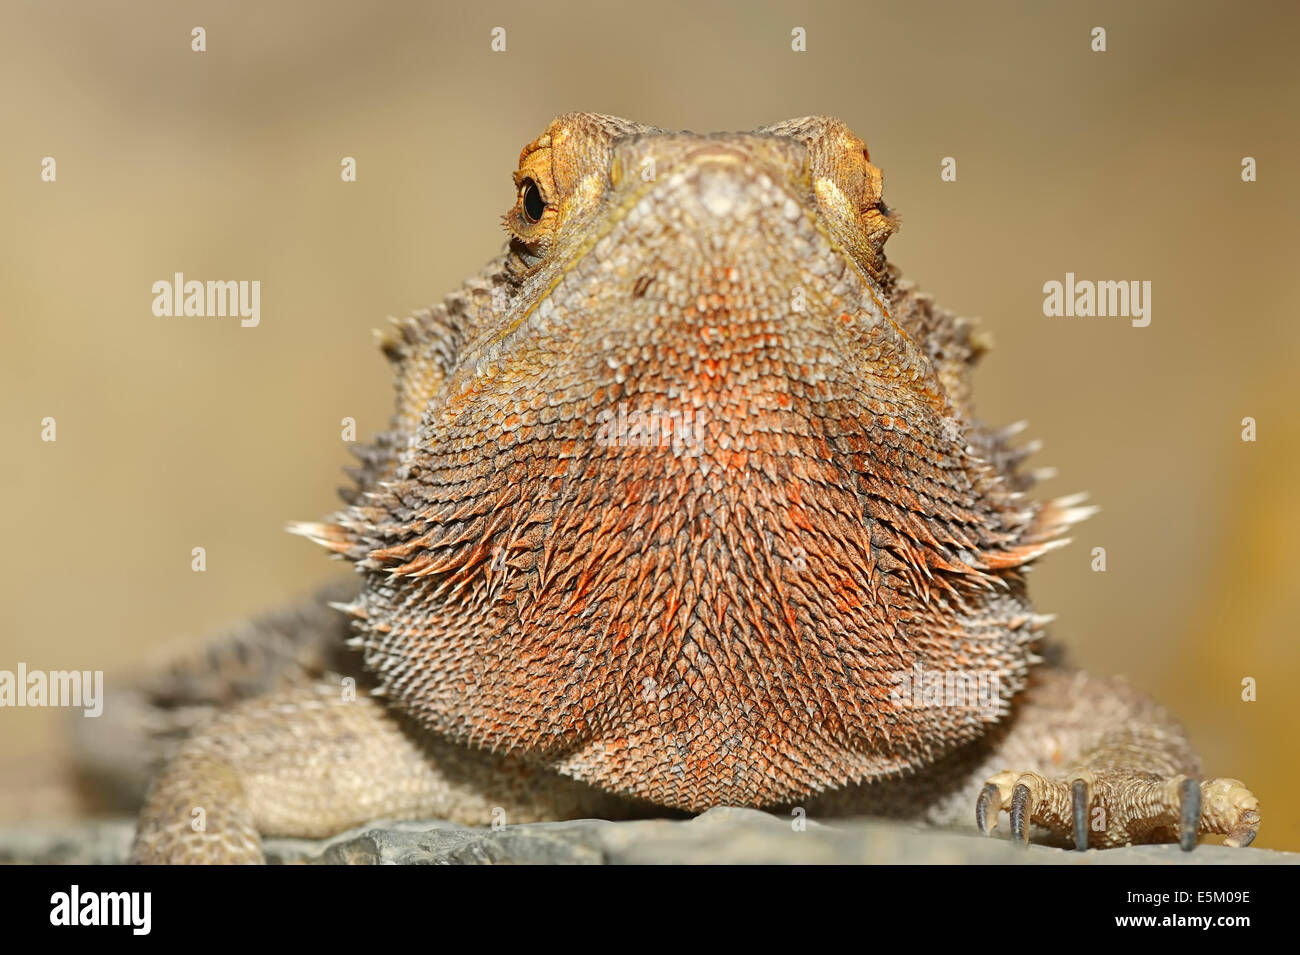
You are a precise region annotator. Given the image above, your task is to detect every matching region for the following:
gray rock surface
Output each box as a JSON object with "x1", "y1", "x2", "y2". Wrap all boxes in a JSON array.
[{"x1": 2, "y1": 808, "x2": 1295, "y2": 864}]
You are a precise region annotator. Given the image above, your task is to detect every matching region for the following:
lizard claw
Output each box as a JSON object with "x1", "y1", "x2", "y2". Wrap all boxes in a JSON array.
[
  {"x1": 1072, "y1": 779, "x2": 1088, "y2": 851},
  {"x1": 1178, "y1": 777, "x2": 1200, "y2": 851},
  {"x1": 1009, "y1": 782, "x2": 1032, "y2": 846},
  {"x1": 976, "y1": 782, "x2": 1001, "y2": 835}
]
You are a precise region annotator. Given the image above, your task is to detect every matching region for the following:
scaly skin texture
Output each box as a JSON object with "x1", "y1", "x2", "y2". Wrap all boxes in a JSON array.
[{"x1": 126, "y1": 114, "x2": 1259, "y2": 862}]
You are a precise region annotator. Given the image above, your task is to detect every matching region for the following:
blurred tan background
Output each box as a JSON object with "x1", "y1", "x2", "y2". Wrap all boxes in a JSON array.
[{"x1": 2, "y1": 0, "x2": 1297, "y2": 849}]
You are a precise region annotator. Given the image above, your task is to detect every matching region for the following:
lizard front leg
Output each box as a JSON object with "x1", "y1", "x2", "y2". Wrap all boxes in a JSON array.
[
  {"x1": 805, "y1": 667, "x2": 1259, "y2": 851},
  {"x1": 129, "y1": 681, "x2": 646, "y2": 864},
  {"x1": 972, "y1": 669, "x2": 1260, "y2": 849}
]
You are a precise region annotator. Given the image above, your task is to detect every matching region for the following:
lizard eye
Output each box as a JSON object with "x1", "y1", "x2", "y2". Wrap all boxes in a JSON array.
[{"x1": 519, "y1": 178, "x2": 547, "y2": 223}]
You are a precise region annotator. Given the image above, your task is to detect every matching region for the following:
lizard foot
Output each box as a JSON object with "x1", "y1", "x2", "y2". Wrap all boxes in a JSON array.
[{"x1": 975, "y1": 769, "x2": 1259, "y2": 850}]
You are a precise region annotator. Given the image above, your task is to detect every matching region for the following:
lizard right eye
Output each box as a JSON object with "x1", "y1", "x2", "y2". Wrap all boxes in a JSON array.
[{"x1": 520, "y1": 179, "x2": 547, "y2": 223}]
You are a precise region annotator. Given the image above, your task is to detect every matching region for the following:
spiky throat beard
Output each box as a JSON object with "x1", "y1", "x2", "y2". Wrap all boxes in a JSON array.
[{"x1": 320, "y1": 156, "x2": 1060, "y2": 810}]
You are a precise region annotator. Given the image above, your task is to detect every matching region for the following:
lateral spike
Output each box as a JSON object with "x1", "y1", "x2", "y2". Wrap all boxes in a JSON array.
[
  {"x1": 1052, "y1": 491, "x2": 1091, "y2": 509},
  {"x1": 1038, "y1": 537, "x2": 1073, "y2": 555},
  {"x1": 1059, "y1": 504, "x2": 1100, "y2": 526},
  {"x1": 327, "y1": 600, "x2": 366, "y2": 618},
  {"x1": 285, "y1": 521, "x2": 351, "y2": 553}
]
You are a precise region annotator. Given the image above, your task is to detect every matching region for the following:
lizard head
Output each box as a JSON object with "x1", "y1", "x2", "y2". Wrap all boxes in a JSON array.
[
  {"x1": 498, "y1": 113, "x2": 896, "y2": 304},
  {"x1": 307, "y1": 114, "x2": 1074, "y2": 811}
]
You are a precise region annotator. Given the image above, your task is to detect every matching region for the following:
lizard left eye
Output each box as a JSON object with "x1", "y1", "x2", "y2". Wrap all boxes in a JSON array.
[{"x1": 520, "y1": 179, "x2": 547, "y2": 223}]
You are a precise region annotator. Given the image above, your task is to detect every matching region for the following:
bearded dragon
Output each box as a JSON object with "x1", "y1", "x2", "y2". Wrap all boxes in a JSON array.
[{"x1": 119, "y1": 114, "x2": 1259, "y2": 862}]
